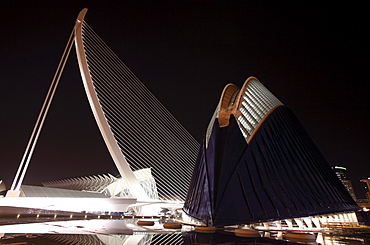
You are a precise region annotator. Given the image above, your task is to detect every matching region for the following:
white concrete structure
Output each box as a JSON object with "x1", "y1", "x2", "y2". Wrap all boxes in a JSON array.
[
  {"x1": 6, "y1": 8, "x2": 198, "y2": 205},
  {"x1": 0, "y1": 196, "x2": 136, "y2": 214}
]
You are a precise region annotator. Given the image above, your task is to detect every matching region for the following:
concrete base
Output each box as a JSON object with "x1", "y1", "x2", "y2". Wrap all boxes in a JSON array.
[{"x1": 5, "y1": 190, "x2": 20, "y2": 197}]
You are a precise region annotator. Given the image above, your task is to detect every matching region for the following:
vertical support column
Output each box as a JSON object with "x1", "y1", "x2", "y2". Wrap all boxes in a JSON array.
[
  {"x1": 339, "y1": 213, "x2": 345, "y2": 224},
  {"x1": 274, "y1": 220, "x2": 282, "y2": 230},
  {"x1": 328, "y1": 215, "x2": 334, "y2": 224},
  {"x1": 312, "y1": 216, "x2": 321, "y2": 229},
  {"x1": 341, "y1": 213, "x2": 346, "y2": 223},
  {"x1": 285, "y1": 219, "x2": 293, "y2": 229},
  {"x1": 320, "y1": 215, "x2": 328, "y2": 226},
  {"x1": 316, "y1": 233, "x2": 324, "y2": 244},
  {"x1": 294, "y1": 218, "x2": 305, "y2": 229},
  {"x1": 347, "y1": 213, "x2": 352, "y2": 223},
  {"x1": 333, "y1": 214, "x2": 340, "y2": 225},
  {"x1": 303, "y1": 217, "x2": 313, "y2": 229},
  {"x1": 348, "y1": 212, "x2": 358, "y2": 224}
]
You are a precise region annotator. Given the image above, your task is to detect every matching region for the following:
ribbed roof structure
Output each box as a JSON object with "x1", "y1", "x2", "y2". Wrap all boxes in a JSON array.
[
  {"x1": 42, "y1": 174, "x2": 116, "y2": 193},
  {"x1": 43, "y1": 169, "x2": 159, "y2": 199},
  {"x1": 21, "y1": 185, "x2": 107, "y2": 198},
  {"x1": 183, "y1": 77, "x2": 358, "y2": 226}
]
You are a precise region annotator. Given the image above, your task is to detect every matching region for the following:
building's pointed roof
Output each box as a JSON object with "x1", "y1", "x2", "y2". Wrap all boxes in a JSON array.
[{"x1": 183, "y1": 78, "x2": 358, "y2": 226}]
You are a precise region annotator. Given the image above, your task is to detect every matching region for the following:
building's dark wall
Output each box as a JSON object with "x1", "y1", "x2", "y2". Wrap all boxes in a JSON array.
[{"x1": 184, "y1": 106, "x2": 358, "y2": 226}]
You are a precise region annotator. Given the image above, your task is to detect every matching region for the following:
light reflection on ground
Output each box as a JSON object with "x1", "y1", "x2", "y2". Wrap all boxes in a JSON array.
[
  {"x1": 0, "y1": 218, "x2": 188, "y2": 234},
  {"x1": 0, "y1": 218, "x2": 368, "y2": 244}
]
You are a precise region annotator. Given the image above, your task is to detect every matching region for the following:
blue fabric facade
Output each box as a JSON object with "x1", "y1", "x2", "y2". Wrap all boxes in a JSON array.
[{"x1": 183, "y1": 106, "x2": 358, "y2": 226}]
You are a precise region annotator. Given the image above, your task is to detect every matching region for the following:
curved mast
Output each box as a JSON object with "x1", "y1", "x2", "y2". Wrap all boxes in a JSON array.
[{"x1": 74, "y1": 8, "x2": 149, "y2": 200}]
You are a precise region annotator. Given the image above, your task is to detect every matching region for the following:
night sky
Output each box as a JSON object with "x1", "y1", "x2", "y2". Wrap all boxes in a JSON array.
[{"x1": 1, "y1": 2, "x2": 368, "y2": 197}]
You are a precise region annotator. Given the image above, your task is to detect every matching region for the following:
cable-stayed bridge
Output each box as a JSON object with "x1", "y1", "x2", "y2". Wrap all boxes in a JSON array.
[
  {"x1": 7, "y1": 8, "x2": 199, "y2": 203},
  {"x1": 2, "y1": 9, "x2": 361, "y2": 233}
]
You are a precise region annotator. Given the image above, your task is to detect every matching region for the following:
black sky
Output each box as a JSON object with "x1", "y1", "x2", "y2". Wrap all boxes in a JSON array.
[{"x1": 0, "y1": 1, "x2": 368, "y2": 197}]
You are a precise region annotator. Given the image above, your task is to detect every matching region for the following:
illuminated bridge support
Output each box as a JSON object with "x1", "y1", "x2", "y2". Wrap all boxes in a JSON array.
[
  {"x1": 7, "y1": 26, "x2": 75, "y2": 197},
  {"x1": 74, "y1": 9, "x2": 199, "y2": 201},
  {"x1": 8, "y1": 8, "x2": 199, "y2": 202}
]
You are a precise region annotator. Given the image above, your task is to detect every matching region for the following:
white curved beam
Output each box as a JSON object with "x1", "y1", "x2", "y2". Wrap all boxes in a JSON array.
[{"x1": 74, "y1": 8, "x2": 149, "y2": 200}]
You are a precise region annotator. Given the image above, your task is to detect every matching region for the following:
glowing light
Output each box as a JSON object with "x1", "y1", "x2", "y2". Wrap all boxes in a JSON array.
[{"x1": 0, "y1": 197, "x2": 136, "y2": 214}]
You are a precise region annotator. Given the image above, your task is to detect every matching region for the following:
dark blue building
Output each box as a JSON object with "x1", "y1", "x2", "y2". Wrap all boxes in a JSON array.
[{"x1": 183, "y1": 77, "x2": 358, "y2": 226}]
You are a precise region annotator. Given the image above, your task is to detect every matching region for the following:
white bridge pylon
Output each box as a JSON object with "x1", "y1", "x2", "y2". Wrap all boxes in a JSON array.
[
  {"x1": 74, "y1": 9, "x2": 149, "y2": 200},
  {"x1": 7, "y1": 29, "x2": 75, "y2": 197},
  {"x1": 7, "y1": 9, "x2": 156, "y2": 200},
  {"x1": 8, "y1": 8, "x2": 199, "y2": 200}
]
